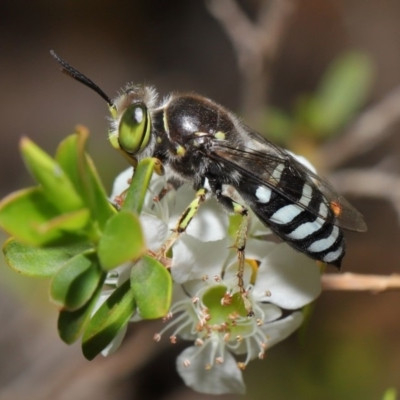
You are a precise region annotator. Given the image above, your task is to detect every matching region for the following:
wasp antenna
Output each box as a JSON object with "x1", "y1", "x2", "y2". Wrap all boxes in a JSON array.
[{"x1": 50, "y1": 50, "x2": 113, "y2": 107}]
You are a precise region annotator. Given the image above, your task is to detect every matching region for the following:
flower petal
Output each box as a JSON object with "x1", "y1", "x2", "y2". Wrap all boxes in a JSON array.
[
  {"x1": 110, "y1": 168, "x2": 133, "y2": 201},
  {"x1": 171, "y1": 236, "x2": 229, "y2": 283},
  {"x1": 110, "y1": 167, "x2": 169, "y2": 219},
  {"x1": 111, "y1": 262, "x2": 133, "y2": 286},
  {"x1": 262, "y1": 311, "x2": 303, "y2": 348},
  {"x1": 253, "y1": 243, "x2": 321, "y2": 309},
  {"x1": 249, "y1": 212, "x2": 272, "y2": 237},
  {"x1": 189, "y1": 199, "x2": 229, "y2": 242},
  {"x1": 142, "y1": 176, "x2": 169, "y2": 218},
  {"x1": 258, "y1": 302, "x2": 283, "y2": 323},
  {"x1": 176, "y1": 345, "x2": 246, "y2": 395},
  {"x1": 229, "y1": 303, "x2": 283, "y2": 357},
  {"x1": 140, "y1": 214, "x2": 169, "y2": 252},
  {"x1": 101, "y1": 324, "x2": 128, "y2": 357},
  {"x1": 93, "y1": 290, "x2": 130, "y2": 356},
  {"x1": 245, "y1": 237, "x2": 276, "y2": 260},
  {"x1": 287, "y1": 151, "x2": 317, "y2": 173}
]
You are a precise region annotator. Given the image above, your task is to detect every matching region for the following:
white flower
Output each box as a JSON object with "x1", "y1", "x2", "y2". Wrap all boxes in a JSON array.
[
  {"x1": 99, "y1": 167, "x2": 229, "y2": 354},
  {"x1": 104, "y1": 159, "x2": 322, "y2": 394},
  {"x1": 156, "y1": 240, "x2": 320, "y2": 394}
]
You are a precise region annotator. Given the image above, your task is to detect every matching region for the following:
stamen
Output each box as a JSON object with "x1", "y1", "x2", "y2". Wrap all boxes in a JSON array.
[
  {"x1": 162, "y1": 312, "x2": 173, "y2": 322},
  {"x1": 170, "y1": 335, "x2": 177, "y2": 344},
  {"x1": 219, "y1": 322, "x2": 228, "y2": 332},
  {"x1": 227, "y1": 339, "x2": 241, "y2": 350},
  {"x1": 228, "y1": 312, "x2": 239, "y2": 321},
  {"x1": 260, "y1": 342, "x2": 267, "y2": 350},
  {"x1": 153, "y1": 333, "x2": 161, "y2": 342},
  {"x1": 113, "y1": 194, "x2": 125, "y2": 209},
  {"x1": 156, "y1": 310, "x2": 193, "y2": 340},
  {"x1": 243, "y1": 338, "x2": 254, "y2": 365},
  {"x1": 237, "y1": 362, "x2": 246, "y2": 370},
  {"x1": 223, "y1": 333, "x2": 231, "y2": 342},
  {"x1": 221, "y1": 293, "x2": 233, "y2": 306},
  {"x1": 207, "y1": 337, "x2": 219, "y2": 368}
]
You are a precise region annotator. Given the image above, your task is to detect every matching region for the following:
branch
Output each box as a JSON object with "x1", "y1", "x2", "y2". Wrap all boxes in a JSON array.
[
  {"x1": 322, "y1": 273, "x2": 400, "y2": 292},
  {"x1": 206, "y1": 0, "x2": 295, "y2": 125},
  {"x1": 321, "y1": 85, "x2": 400, "y2": 169}
]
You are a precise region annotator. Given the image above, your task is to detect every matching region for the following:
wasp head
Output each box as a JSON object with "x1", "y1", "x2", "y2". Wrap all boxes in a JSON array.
[{"x1": 50, "y1": 51, "x2": 158, "y2": 164}]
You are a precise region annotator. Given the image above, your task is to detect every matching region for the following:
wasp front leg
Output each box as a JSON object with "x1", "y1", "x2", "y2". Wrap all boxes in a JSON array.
[
  {"x1": 159, "y1": 187, "x2": 208, "y2": 258},
  {"x1": 208, "y1": 179, "x2": 253, "y2": 316}
]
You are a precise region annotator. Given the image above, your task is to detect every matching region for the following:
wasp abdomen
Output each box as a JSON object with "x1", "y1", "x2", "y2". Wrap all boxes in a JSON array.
[{"x1": 239, "y1": 163, "x2": 345, "y2": 267}]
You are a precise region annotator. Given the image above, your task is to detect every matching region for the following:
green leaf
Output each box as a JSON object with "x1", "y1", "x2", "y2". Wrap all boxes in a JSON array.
[
  {"x1": 58, "y1": 279, "x2": 105, "y2": 344},
  {"x1": 20, "y1": 137, "x2": 85, "y2": 213},
  {"x1": 82, "y1": 279, "x2": 136, "y2": 360},
  {"x1": 130, "y1": 255, "x2": 172, "y2": 319},
  {"x1": 122, "y1": 158, "x2": 158, "y2": 214},
  {"x1": 306, "y1": 52, "x2": 373, "y2": 137},
  {"x1": 0, "y1": 187, "x2": 77, "y2": 245},
  {"x1": 98, "y1": 211, "x2": 145, "y2": 271},
  {"x1": 38, "y1": 208, "x2": 91, "y2": 235},
  {"x1": 50, "y1": 252, "x2": 104, "y2": 311},
  {"x1": 84, "y1": 155, "x2": 117, "y2": 226},
  {"x1": 3, "y1": 238, "x2": 92, "y2": 277},
  {"x1": 55, "y1": 132, "x2": 115, "y2": 230},
  {"x1": 55, "y1": 132, "x2": 89, "y2": 191}
]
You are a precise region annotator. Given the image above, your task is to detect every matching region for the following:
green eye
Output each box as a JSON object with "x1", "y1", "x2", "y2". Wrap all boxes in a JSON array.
[{"x1": 118, "y1": 103, "x2": 151, "y2": 154}]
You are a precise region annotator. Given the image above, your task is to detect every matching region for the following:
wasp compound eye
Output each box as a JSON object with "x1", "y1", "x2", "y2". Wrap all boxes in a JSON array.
[{"x1": 118, "y1": 103, "x2": 151, "y2": 154}]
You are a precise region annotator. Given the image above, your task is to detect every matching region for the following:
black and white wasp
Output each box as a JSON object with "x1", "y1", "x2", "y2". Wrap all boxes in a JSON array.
[{"x1": 51, "y1": 51, "x2": 367, "y2": 270}]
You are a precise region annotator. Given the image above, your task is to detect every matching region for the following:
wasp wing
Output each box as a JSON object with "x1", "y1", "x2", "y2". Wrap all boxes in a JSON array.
[{"x1": 209, "y1": 126, "x2": 367, "y2": 233}]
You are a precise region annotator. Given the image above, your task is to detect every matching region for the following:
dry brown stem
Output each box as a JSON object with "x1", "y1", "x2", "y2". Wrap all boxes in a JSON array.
[{"x1": 322, "y1": 273, "x2": 400, "y2": 292}]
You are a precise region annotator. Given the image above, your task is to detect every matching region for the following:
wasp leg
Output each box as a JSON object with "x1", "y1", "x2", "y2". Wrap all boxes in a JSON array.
[
  {"x1": 208, "y1": 180, "x2": 253, "y2": 316},
  {"x1": 233, "y1": 208, "x2": 254, "y2": 316},
  {"x1": 159, "y1": 188, "x2": 208, "y2": 258}
]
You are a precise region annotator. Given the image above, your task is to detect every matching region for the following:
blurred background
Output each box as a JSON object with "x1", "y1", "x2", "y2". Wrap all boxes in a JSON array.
[{"x1": 1, "y1": 0, "x2": 400, "y2": 399}]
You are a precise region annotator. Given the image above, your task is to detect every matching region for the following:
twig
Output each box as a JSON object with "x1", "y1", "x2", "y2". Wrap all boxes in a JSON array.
[
  {"x1": 206, "y1": 0, "x2": 295, "y2": 125},
  {"x1": 322, "y1": 273, "x2": 400, "y2": 292},
  {"x1": 321, "y1": 85, "x2": 400, "y2": 169}
]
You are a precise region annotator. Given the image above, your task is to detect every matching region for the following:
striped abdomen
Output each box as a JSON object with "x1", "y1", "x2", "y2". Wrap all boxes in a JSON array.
[{"x1": 239, "y1": 163, "x2": 345, "y2": 267}]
